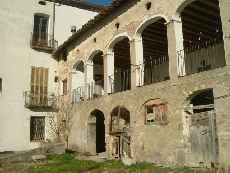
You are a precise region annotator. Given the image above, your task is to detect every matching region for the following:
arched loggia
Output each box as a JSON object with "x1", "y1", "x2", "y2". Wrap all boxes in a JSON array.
[
  {"x1": 86, "y1": 50, "x2": 104, "y2": 99},
  {"x1": 177, "y1": 0, "x2": 226, "y2": 75},
  {"x1": 138, "y1": 17, "x2": 170, "y2": 85},
  {"x1": 107, "y1": 36, "x2": 131, "y2": 93}
]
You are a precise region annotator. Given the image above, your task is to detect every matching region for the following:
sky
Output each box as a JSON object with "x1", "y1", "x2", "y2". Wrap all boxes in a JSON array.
[{"x1": 86, "y1": 0, "x2": 112, "y2": 6}]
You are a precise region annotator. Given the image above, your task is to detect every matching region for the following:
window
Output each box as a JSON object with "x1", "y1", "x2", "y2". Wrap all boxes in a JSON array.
[
  {"x1": 63, "y1": 79, "x2": 67, "y2": 95},
  {"x1": 32, "y1": 14, "x2": 49, "y2": 46},
  {"x1": 0, "y1": 78, "x2": 2, "y2": 94},
  {"x1": 30, "y1": 66, "x2": 49, "y2": 105},
  {"x1": 62, "y1": 50, "x2": 67, "y2": 61},
  {"x1": 30, "y1": 116, "x2": 45, "y2": 141},
  {"x1": 145, "y1": 99, "x2": 168, "y2": 125}
]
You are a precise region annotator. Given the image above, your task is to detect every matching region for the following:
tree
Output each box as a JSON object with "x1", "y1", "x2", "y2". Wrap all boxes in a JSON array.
[{"x1": 48, "y1": 97, "x2": 74, "y2": 149}]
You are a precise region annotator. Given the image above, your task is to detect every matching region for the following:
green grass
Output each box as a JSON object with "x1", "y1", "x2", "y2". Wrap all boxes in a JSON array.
[{"x1": 1, "y1": 154, "x2": 216, "y2": 173}]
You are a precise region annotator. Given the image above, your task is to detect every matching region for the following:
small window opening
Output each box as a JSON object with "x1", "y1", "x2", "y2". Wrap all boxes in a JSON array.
[
  {"x1": 115, "y1": 22, "x2": 120, "y2": 29},
  {"x1": 145, "y1": 99, "x2": 168, "y2": 125},
  {"x1": 146, "y1": 2, "x2": 152, "y2": 10},
  {"x1": 54, "y1": 76, "x2": 59, "y2": 83}
]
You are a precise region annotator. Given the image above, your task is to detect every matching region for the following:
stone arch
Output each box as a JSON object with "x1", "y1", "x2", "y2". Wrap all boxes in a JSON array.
[
  {"x1": 134, "y1": 15, "x2": 169, "y2": 39},
  {"x1": 87, "y1": 109, "x2": 106, "y2": 154},
  {"x1": 110, "y1": 106, "x2": 130, "y2": 133},
  {"x1": 107, "y1": 32, "x2": 131, "y2": 51},
  {"x1": 183, "y1": 89, "x2": 218, "y2": 167},
  {"x1": 87, "y1": 49, "x2": 104, "y2": 63},
  {"x1": 175, "y1": 0, "x2": 197, "y2": 17}
]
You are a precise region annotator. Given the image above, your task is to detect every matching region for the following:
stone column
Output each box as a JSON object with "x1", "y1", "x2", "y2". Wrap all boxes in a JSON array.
[
  {"x1": 130, "y1": 38, "x2": 144, "y2": 88},
  {"x1": 167, "y1": 18, "x2": 185, "y2": 79},
  {"x1": 103, "y1": 51, "x2": 114, "y2": 94},
  {"x1": 219, "y1": 1, "x2": 230, "y2": 66},
  {"x1": 85, "y1": 61, "x2": 94, "y2": 99}
]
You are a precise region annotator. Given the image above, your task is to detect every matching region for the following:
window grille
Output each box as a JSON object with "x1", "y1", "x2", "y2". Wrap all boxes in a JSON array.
[{"x1": 30, "y1": 116, "x2": 45, "y2": 141}]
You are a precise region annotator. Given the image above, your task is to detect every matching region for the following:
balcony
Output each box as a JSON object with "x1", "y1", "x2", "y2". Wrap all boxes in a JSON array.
[
  {"x1": 24, "y1": 91, "x2": 57, "y2": 110},
  {"x1": 30, "y1": 32, "x2": 58, "y2": 53},
  {"x1": 71, "y1": 81, "x2": 104, "y2": 104},
  {"x1": 177, "y1": 40, "x2": 226, "y2": 76}
]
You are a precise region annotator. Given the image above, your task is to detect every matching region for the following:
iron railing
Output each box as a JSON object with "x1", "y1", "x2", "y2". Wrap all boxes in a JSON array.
[
  {"x1": 72, "y1": 86, "x2": 85, "y2": 104},
  {"x1": 30, "y1": 32, "x2": 58, "y2": 51},
  {"x1": 142, "y1": 55, "x2": 169, "y2": 85},
  {"x1": 177, "y1": 40, "x2": 226, "y2": 76},
  {"x1": 72, "y1": 81, "x2": 104, "y2": 103},
  {"x1": 113, "y1": 66, "x2": 131, "y2": 93},
  {"x1": 24, "y1": 91, "x2": 57, "y2": 109},
  {"x1": 87, "y1": 80, "x2": 104, "y2": 100}
]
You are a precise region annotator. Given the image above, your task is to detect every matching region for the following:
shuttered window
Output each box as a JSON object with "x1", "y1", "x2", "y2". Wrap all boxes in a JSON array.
[{"x1": 31, "y1": 67, "x2": 49, "y2": 106}]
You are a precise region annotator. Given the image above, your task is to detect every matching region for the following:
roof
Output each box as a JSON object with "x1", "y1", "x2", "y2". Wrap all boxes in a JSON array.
[
  {"x1": 46, "y1": 0, "x2": 110, "y2": 12},
  {"x1": 53, "y1": 0, "x2": 139, "y2": 58}
]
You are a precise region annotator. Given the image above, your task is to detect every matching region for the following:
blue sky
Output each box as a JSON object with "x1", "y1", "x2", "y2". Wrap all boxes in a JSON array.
[{"x1": 86, "y1": 0, "x2": 112, "y2": 6}]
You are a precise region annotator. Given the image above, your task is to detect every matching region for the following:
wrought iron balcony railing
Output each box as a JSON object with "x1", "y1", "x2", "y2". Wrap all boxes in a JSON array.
[
  {"x1": 24, "y1": 91, "x2": 57, "y2": 109},
  {"x1": 30, "y1": 32, "x2": 58, "y2": 52}
]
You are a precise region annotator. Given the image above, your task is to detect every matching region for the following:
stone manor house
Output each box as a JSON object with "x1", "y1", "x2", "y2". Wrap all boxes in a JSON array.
[{"x1": 53, "y1": 0, "x2": 230, "y2": 169}]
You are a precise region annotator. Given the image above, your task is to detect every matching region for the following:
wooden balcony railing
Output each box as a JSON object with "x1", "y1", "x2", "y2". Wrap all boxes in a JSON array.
[{"x1": 177, "y1": 39, "x2": 226, "y2": 76}]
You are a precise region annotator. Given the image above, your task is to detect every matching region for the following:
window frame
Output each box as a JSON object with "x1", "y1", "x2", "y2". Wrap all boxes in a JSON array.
[
  {"x1": 30, "y1": 116, "x2": 45, "y2": 142},
  {"x1": 145, "y1": 100, "x2": 168, "y2": 126}
]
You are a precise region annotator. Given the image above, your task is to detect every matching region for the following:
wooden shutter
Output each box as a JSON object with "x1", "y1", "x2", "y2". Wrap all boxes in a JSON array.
[{"x1": 30, "y1": 67, "x2": 49, "y2": 106}]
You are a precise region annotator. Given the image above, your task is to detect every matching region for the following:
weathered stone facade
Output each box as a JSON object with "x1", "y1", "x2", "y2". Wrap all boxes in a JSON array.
[{"x1": 55, "y1": 0, "x2": 230, "y2": 169}]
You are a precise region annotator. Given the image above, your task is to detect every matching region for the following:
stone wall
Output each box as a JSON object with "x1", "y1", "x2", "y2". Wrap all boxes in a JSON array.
[
  {"x1": 68, "y1": 66, "x2": 230, "y2": 168},
  {"x1": 57, "y1": 0, "x2": 230, "y2": 169}
]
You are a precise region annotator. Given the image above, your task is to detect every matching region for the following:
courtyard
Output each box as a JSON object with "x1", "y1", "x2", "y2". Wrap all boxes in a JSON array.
[{"x1": 1, "y1": 154, "x2": 217, "y2": 173}]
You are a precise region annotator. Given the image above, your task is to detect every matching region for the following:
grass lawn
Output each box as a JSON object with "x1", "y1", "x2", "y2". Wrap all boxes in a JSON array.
[{"x1": 1, "y1": 154, "x2": 216, "y2": 173}]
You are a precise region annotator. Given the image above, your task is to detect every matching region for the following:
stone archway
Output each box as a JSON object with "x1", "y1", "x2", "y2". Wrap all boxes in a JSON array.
[
  {"x1": 87, "y1": 109, "x2": 106, "y2": 154},
  {"x1": 183, "y1": 89, "x2": 219, "y2": 167},
  {"x1": 110, "y1": 106, "x2": 131, "y2": 159}
]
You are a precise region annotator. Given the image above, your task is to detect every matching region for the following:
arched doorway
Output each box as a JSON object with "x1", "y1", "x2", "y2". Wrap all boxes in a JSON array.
[
  {"x1": 110, "y1": 106, "x2": 131, "y2": 159},
  {"x1": 88, "y1": 109, "x2": 106, "y2": 154},
  {"x1": 178, "y1": 0, "x2": 225, "y2": 75},
  {"x1": 184, "y1": 89, "x2": 218, "y2": 167}
]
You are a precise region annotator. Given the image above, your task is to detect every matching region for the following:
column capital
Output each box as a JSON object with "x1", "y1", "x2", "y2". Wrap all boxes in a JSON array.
[
  {"x1": 130, "y1": 37, "x2": 142, "y2": 43},
  {"x1": 166, "y1": 18, "x2": 182, "y2": 26},
  {"x1": 103, "y1": 51, "x2": 114, "y2": 57}
]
